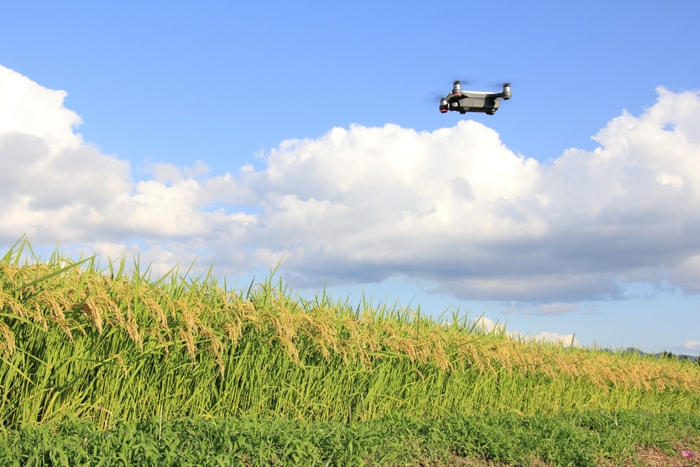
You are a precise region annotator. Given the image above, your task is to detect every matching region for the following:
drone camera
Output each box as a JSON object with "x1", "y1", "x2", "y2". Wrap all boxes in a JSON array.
[
  {"x1": 502, "y1": 83, "x2": 511, "y2": 100},
  {"x1": 439, "y1": 98, "x2": 448, "y2": 113}
]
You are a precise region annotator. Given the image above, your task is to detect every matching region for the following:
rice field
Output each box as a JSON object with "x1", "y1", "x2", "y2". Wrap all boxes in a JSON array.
[{"x1": 1, "y1": 238, "x2": 699, "y2": 465}]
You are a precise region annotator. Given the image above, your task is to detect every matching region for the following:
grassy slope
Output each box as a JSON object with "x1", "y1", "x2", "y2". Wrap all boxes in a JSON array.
[{"x1": 1, "y1": 412, "x2": 699, "y2": 466}]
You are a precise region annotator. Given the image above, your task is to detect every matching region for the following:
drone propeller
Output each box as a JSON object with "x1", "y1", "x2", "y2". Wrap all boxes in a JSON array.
[
  {"x1": 487, "y1": 79, "x2": 516, "y2": 88},
  {"x1": 424, "y1": 81, "x2": 457, "y2": 100},
  {"x1": 451, "y1": 77, "x2": 478, "y2": 85},
  {"x1": 422, "y1": 92, "x2": 448, "y2": 105}
]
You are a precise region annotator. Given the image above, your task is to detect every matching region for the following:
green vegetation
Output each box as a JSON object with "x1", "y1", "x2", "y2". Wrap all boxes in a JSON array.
[
  {"x1": 1, "y1": 238, "x2": 699, "y2": 465},
  {"x1": 1, "y1": 412, "x2": 699, "y2": 466}
]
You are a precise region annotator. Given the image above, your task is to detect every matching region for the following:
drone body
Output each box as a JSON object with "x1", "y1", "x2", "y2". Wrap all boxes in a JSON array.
[{"x1": 439, "y1": 81, "x2": 511, "y2": 115}]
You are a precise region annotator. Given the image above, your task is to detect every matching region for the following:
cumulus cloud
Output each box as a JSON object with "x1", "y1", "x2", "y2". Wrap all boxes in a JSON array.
[
  {"x1": 527, "y1": 331, "x2": 580, "y2": 347},
  {"x1": 2, "y1": 64, "x2": 700, "y2": 305},
  {"x1": 207, "y1": 87, "x2": 700, "y2": 302},
  {"x1": 472, "y1": 317, "x2": 579, "y2": 347},
  {"x1": 0, "y1": 65, "x2": 256, "y2": 272},
  {"x1": 472, "y1": 316, "x2": 501, "y2": 333},
  {"x1": 684, "y1": 341, "x2": 700, "y2": 351}
]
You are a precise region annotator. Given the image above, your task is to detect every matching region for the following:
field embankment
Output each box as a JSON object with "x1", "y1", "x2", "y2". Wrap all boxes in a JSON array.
[
  {"x1": 0, "y1": 239, "x2": 699, "y2": 465},
  {"x1": 1, "y1": 412, "x2": 699, "y2": 466}
]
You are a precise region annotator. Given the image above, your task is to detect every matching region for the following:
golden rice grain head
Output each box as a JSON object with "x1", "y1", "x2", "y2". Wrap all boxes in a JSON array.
[
  {"x1": 0, "y1": 321, "x2": 16, "y2": 357},
  {"x1": 124, "y1": 318, "x2": 142, "y2": 349},
  {"x1": 82, "y1": 298, "x2": 104, "y2": 334},
  {"x1": 145, "y1": 296, "x2": 169, "y2": 331},
  {"x1": 223, "y1": 317, "x2": 243, "y2": 346},
  {"x1": 177, "y1": 327, "x2": 197, "y2": 359},
  {"x1": 176, "y1": 299, "x2": 202, "y2": 333},
  {"x1": 3, "y1": 295, "x2": 26, "y2": 320},
  {"x1": 35, "y1": 290, "x2": 74, "y2": 342},
  {"x1": 200, "y1": 326, "x2": 225, "y2": 375},
  {"x1": 154, "y1": 330, "x2": 171, "y2": 354}
]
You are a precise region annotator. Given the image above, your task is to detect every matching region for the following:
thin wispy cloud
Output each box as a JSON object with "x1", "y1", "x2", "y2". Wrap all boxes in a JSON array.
[
  {"x1": 2, "y1": 65, "x2": 700, "y2": 306},
  {"x1": 501, "y1": 303, "x2": 580, "y2": 316}
]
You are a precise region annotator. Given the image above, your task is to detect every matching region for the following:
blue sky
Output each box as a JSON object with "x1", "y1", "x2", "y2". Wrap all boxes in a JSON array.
[{"x1": 1, "y1": 1, "x2": 699, "y2": 354}]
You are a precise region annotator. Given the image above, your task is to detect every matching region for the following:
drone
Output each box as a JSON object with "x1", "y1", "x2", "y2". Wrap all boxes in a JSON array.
[{"x1": 439, "y1": 81, "x2": 511, "y2": 115}]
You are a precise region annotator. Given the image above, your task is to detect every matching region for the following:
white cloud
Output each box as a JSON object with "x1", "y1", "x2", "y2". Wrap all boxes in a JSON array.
[
  {"x1": 0, "y1": 65, "x2": 257, "y2": 272},
  {"x1": 528, "y1": 331, "x2": 581, "y2": 347},
  {"x1": 501, "y1": 302, "x2": 580, "y2": 316},
  {"x1": 2, "y1": 64, "x2": 700, "y2": 304},
  {"x1": 656, "y1": 172, "x2": 684, "y2": 188},
  {"x1": 683, "y1": 341, "x2": 700, "y2": 351},
  {"x1": 472, "y1": 316, "x2": 501, "y2": 332},
  {"x1": 216, "y1": 87, "x2": 700, "y2": 301},
  {"x1": 0, "y1": 66, "x2": 82, "y2": 153},
  {"x1": 471, "y1": 316, "x2": 580, "y2": 347},
  {"x1": 468, "y1": 316, "x2": 578, "y2": 349}
]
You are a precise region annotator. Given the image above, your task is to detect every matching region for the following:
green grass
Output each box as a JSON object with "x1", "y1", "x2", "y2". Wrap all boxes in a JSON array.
[{"x1": 0, "y1": 411, "x2": 698, "y2": 466}]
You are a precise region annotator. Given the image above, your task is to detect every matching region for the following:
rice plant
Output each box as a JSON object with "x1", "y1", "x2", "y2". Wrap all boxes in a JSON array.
[{"x1": 0, "y1": 238, "x2": 698, "y2": 430}]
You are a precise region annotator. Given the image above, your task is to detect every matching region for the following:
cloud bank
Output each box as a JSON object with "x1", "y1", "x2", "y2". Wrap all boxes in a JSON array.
[{"x1": 2, "y1": 64, "x2": 700, "y2": 304}]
